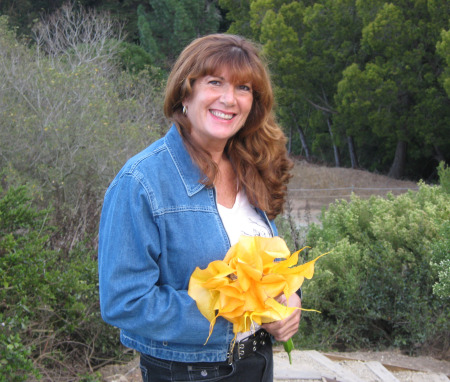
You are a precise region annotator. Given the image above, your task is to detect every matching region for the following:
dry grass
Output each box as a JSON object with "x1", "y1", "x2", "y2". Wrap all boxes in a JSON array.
[{"x1": 286, "y1": 159, "x2": 419, "y2": 225}]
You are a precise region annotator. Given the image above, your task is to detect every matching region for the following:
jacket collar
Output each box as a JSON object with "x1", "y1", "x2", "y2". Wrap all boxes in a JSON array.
[{"x1": 164, "y1": 124, "x2": 207, "y2": 197}]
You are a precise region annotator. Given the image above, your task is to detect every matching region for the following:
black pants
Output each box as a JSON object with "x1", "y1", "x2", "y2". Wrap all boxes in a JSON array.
[{"x1": 139, "y1": 339, "x2": 273, "y2": 382}]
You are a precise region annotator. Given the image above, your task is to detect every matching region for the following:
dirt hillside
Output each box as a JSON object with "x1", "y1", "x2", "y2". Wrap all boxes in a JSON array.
[{"x1": 287, "y1": 160, "x2": 419, "y2": 224}]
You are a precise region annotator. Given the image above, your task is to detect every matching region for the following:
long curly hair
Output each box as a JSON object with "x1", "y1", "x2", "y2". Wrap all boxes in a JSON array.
[{"x1": 164, "y1": 34, "x2": 292, "y2": 220}]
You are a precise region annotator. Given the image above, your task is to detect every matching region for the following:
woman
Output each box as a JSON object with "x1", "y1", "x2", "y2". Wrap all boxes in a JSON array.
[{"x1": 98, "y1": 34, "x2": 301, "y2": 382}]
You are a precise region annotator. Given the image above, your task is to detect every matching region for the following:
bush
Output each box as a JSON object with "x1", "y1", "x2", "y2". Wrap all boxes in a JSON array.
[
  {"x1": 0, "y1": 184, "x2": 121, "y2": 380},
  {"x1": 437, "y1": 161, "x2": 450, "y2": 194},
  {"x1": 0, "y1": 13, "x2": 166, "y2": 251},
  {"x1": 431, "y1": 163, "x2": 450, "y2": 300},
  {"x1": 0, "y1": 185, "x2": 53, "y2": 380},
  {"x1": 294, "y1": 180, "x2": 449, "y2": 355},
  {"x1": 0, "y1": 9, "x2": 163, "y2": 378}
]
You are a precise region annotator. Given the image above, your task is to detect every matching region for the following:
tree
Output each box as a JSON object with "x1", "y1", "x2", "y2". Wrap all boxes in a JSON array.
[
  {"x1": 437, "y1": 28, "x2": 450, "y2": 97},
  {"x1": 220, "y1": 0, "x2": 449, "y2": 178},
  {"x1": 137, "y1": 0, "x2": 222, "y2": 68},
  {"x1": 255, "y1": 0, "x2": 362, "y2": 167},
  {"x1": 0, "y1": 0, "x2": 118, "y2": 37},
  {"x1": 334, "y1": 63, "x2": 391, "y2": 172},
  {"x1": 218, "y1": 0, "x2": 253, "y2": 37},
  {"x1": 0, "y1": 10, "x2": 166, "y2": 248},
  {"x1": 32, "y1": 1, "x2": 124, "y2": 70},
  {"x1": 335, "y1": 1, "x2": 450, "y2": 178}
]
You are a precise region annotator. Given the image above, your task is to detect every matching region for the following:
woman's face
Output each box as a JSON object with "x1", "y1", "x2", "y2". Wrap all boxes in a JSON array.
[{"x1": 183, "y1": 67, "x2": 253, "y2": 153}]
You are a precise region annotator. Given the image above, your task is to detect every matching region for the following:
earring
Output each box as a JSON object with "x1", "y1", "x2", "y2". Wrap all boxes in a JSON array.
[{"x1": 182, "y1": 105, "x2": 187, "y2": 116}]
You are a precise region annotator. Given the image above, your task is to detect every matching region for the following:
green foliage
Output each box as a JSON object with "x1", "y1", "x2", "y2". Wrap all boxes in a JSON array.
[
  {"x1": 0, "y1": 9, "x2": 163, "y2": 377},
  {"x1": 118, "y1": 40, "x2": 155, "y2": 72},
  {"x1": 431, "y1": 163, "x2": 450, "y2": 300},
  {"x1": 219, "y1": 0, "x2": 450, "y2": 179},
  {"x1": 430, "y1": 221, "x2": 450, "y2": 299},
  {"x1": 0, "y1": 13, "x2": 166, "y2": 247},
  {"x1": 0, "y1": 328, "x2": 37, "y2": 382},
  {"x1": 0, "y1": 1, "x2": 143, "y2": 40},
  {"x1": 0, "y1": 185, "x2": 52, "y2": 380},
  {"x1": 0, "y1": 184, "x2": 121, "y2": 380},
  {"x1": 340, "y1": 1, "x2": 450, "y2": 178},
  {"x1": 437, "y1": 28, "x2": 450, "y2": 97},
  {"x1": 295, "y1": 181, "x2": 449, "y2": 353},
  {"x1": 438, "y1": 161, "x2": 450, "y2": 194},
  {"x1": 137, "y1": 0, "x2": 222, "y2": 68}
]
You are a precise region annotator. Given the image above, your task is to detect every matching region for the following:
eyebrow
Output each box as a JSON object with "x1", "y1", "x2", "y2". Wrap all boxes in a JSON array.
[
  {"x1": 207, "y1": 74, "x2": 252, "y2": 85},
  {"x1": 207, "y1": 74, "x2": 225, "y2": 80}
]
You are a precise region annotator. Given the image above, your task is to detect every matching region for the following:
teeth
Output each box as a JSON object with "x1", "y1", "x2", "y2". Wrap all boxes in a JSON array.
[{"x1": 211, "y1": 110, "x2": 234, "y2": 120}]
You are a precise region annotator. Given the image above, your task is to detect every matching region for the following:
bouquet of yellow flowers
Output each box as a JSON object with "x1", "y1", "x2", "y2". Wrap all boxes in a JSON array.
[{"x1": 188, "y1": 235, "x2": 327, "y2": 363}]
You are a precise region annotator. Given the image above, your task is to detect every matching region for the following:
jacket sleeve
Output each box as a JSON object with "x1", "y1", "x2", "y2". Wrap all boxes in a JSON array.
[{"x1": 98, "y1": 171, "x2": 228, "y2": 345}]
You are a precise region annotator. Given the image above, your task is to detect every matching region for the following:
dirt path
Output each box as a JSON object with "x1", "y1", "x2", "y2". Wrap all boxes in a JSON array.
[{"x1": 323, "y1": 349, "x2": 450, "y2": 376}]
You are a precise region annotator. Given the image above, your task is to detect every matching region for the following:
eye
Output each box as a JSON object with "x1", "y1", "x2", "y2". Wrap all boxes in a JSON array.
[
  {"x1": 208, "y1": 80, "x2": 221, "y2": 86},
  {"x1": 238, "y1": 84, "x2": 252, "y2": 92}
]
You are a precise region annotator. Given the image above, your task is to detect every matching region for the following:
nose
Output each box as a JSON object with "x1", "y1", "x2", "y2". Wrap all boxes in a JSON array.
[{"x1": 220, "y1": 84, "x2": 236, "y2": 106}]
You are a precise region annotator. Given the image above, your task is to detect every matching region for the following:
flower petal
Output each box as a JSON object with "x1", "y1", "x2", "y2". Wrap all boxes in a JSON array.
[{"x1": 188, "y1": 236, "x2": 329, "y2": 343}]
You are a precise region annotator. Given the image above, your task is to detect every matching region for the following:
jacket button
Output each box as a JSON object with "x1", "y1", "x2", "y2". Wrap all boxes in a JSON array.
[{"x1": 163, "y1": 341, "x2": 168, "y2": 346}]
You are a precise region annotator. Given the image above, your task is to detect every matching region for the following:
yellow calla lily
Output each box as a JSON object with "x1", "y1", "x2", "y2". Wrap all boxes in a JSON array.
[{"x1": 188, "y1": 235, "x2": 328, "y2": 343}]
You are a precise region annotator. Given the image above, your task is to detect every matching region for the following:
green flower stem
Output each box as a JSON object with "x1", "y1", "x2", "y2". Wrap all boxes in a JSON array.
[{"x1": 283, "y1": 338, "x2": 294, "y2": 364}]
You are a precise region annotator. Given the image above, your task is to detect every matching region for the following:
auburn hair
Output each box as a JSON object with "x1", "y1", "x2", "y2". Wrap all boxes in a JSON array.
[{"x1": 164, "y1": 34, "x2": 292, "y2": 220}]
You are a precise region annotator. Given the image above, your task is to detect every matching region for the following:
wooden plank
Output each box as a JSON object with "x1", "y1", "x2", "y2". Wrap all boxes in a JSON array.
[
  {"x1": 304, "y1": 351, "x2": 365, "y2": 382},
  {"x1": 365, "y1": 361, "x2": 400, "y2": 382},
  {"x1": 274, "y1": 356, "x2": 330, "y2": 380}
]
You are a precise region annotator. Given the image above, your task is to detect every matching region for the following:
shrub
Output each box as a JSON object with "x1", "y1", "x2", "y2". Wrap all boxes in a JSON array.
[
  {"x1": 294, "y1": 181, "x2": 449, "y2": 355},
  {"x1": 431, "y1": 163, "x2": 450, "y2": 300},
  {"x1": 0, "y1": 184, "x2": 121, "y2": 380},
  {"x1": 437, "y1": 161, "x2": 450, "y2": 194},
  {"x1": 0, "y1": 185, "x2": 52, "y2": 380},
  {"x1": 0, "y1": 13, "x2": 166, "y2": 251}
]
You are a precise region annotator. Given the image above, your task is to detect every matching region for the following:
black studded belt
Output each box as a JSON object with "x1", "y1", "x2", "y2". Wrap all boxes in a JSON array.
[{"x1": 227, "y1": 329, "x2": 270, "y2": 364}]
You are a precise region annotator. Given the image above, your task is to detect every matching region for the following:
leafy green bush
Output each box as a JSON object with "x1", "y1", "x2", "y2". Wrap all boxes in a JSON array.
[
  {"x1": 437, "y1": 161, "x2": 450, "y2": 194},
  {"x1": 430, "y1": 221, "x2": 450, "y2": 298},
  {"x1": 431, "y1": 163, "x2": 450, "y2": 300},
  {"x1": 118, "y1": 41, "x2": 156, "y2": 73},
  {"x1": 294, "y1": 181, "x2": 449, "y2": 354},
  {"x1": 0, "y1": 185, "x2": 53, "y2": 380},
  {"x1": 0, "y1": 319, "x2": 37, "y2": 382},
  {"x1": 0, "y1": 184, "x2": 120, "y2": 380}
]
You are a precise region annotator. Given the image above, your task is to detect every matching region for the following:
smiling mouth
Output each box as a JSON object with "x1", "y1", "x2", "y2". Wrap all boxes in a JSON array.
[{"x1": 210, "y1": 110, "x2": 235, "y2": 120}]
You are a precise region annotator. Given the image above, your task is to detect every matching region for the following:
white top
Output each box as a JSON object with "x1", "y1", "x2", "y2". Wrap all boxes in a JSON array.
[
  {"x1": 217, "y1": 189, "x2": 272, "y2": 340},
  {"x1": 217, "y1": 189, "x2": 272, "y2": 246}
]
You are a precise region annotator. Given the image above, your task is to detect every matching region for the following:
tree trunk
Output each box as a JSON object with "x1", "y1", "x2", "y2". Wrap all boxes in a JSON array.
[
  {"x1": 388, "y1": 140, "x2": 408, "y2": 179},
  {"x1": 326, "y1": 117, "x2": 341, "y2": 167},
  {"x1": 347, "y1": 135, "x2": 359, "y2": 169},
  {"x1": 297, "y1": 124, "x2": 311, "y2": 161},
  {"x1": 433, "y1": 144, "x2": 445, "y2": 163}
]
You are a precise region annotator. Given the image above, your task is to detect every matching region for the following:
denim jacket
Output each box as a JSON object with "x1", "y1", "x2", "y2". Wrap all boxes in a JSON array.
[{"x1": 98, "y1": 125, "x2": 277, "y2": 362}]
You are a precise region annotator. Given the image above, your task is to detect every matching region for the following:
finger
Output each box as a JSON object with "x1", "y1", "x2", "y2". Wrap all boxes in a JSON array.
[{"x1": 275, "y1": 294, "x2": 288, "y2": 305}]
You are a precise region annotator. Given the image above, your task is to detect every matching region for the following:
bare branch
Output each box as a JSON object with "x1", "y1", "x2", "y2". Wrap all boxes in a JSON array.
[
  {"x1": 305, "y1": 98, "x2": 338, "y2": 114},
  {"x1": 32, "y1": 1, "x2": 124, "y2": 70}
]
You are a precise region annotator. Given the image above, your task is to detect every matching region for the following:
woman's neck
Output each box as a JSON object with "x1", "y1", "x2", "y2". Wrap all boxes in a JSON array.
[{"x1": 215, "y1": 154, "x2": 238, "y2": 208}]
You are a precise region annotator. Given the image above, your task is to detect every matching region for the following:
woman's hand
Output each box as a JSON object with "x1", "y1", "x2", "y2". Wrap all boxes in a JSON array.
[{"x1": 261, "y1": 293, "x2": 302, "y2": 342}]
